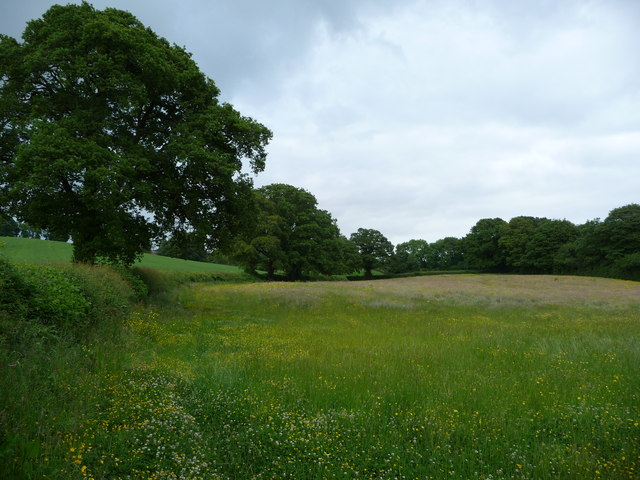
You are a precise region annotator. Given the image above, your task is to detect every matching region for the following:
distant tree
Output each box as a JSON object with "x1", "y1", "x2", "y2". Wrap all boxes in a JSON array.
[
  {"x1": 0, "y1": 217, "x2": 20, "y2": 237},
  {"x1": 463, "y1": 218, "x2": 507, "y2": 271},
  {"x1": 234, "y1": 184, "x2": 352, "y2": 280},
  {"x1": 586, "y1": 204, "x2": 640, "y2": 280},
  {"x1": 498, "y1": 216, "x2": 544, "y2": 271},
  {"x1": 0, "y1": 3, "x2": 271, "y2": 265},
  {"x1": 43, "y1": 229, "x2": 69, "y2": 242},
  {"x1": 389, "y1": 239, "x2": 431, "y2": 273},
  {"x1": 428, "y1": 237, "x2": 465, "y2": 270},
  {"x1": 522, "y1": 219, "x2": 578, "y2": 273},
  {"x1": 597, "y1": 204, "x2": 640, "y2": 261},
  {"x1": 555, "y1": 219, "x2": 602, "y2": 274},
  {"x1": 157, "y1": 231, "x2": 208, "y2": 262},
  {"x1": 17, "y1": 223, "x2": 42, "y2": 239},
  {"x1": 350, "y1": 228, "x2": 393, "y2": 278}
]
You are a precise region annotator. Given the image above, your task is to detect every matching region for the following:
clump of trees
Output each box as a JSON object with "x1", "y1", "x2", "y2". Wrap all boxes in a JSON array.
[
  {"x1": 1, "y1": 217, "x2": 66, "y2": 240},
  {"x1": 349, "y1": 228, "x2": 394, "y2": 278},
  {"x1": 156, "y1": 232, "x2": 209, "y2": 263},
  {"x1": 231, "y1": 184, "x2": 359, "y2": 280}
]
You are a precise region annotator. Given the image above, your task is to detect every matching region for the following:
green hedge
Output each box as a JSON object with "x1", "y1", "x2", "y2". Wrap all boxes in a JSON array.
[
  {"x1": 131, "y1": 266, "x2": 255, "y2": 296},
  {"x1": 0, "y1": 257, "x2": 138, "y2": 345}
]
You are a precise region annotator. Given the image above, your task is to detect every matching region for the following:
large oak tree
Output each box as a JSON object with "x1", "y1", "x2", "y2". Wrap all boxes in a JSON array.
[{"x1": 0, "y1": 3, "x2": 271, "y2": 264}]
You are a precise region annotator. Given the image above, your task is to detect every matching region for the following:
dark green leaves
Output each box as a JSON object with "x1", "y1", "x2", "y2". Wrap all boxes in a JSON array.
[
  {"x1": 0, "y1": 3, "x2": 271, "y2": 265},
  {"x1": 350, "y1": 228, "x2": 393, "y2": 278},
  {"x1": 233, "y1": 184, "x2": 352, "y2": 280}
]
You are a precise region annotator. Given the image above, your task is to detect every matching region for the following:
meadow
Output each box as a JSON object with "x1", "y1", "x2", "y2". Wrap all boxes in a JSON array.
[
  {"x1": 0, "y1": 236, "x2": 242, "y2": 272},
  {"x1": 1, "y1": 266, "x2": 638, "y2": 479}
]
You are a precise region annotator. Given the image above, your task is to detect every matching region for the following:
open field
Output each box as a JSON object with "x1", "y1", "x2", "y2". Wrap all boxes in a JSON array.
[
  {"x1": 37, "y1": 274, "x2": 636, "y2": 480},
  {"x1": 0, "y1": 236, "x2": 241, "y2": 272},
  {"x1": 2, "y1": 272, "x2": 638, "y2": 479}
]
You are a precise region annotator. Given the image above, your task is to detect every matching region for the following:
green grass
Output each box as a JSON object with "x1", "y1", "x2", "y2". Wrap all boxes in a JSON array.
[
  {"x1": 0, "y1": 236, "x2": 242, "y2": 273},
  {"x1": 3, "y1": 273, "x2": 639, "y2": 479}
]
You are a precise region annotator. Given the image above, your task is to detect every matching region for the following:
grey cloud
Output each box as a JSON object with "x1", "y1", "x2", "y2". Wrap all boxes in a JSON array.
[{"x1": 2, "y1": 0, "x2": 639, "y2": 244}]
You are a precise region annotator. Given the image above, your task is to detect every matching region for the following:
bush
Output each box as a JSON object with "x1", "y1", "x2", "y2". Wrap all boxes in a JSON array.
[
  {"x1": 611, "y1": 253, "x2": 640, "y2": 282},
  {"x1": 64, "y1": 264, "x2": 140, "y2": 322},
  {"x1": 0, "y1": 258, "x2": 140, "y2": 346},
  {"x1": 18, "y1": 264, "x2": 90, "y2": 331},
  {"x1": 0, "y1": 256, "x2": 31, "y2": 313}
]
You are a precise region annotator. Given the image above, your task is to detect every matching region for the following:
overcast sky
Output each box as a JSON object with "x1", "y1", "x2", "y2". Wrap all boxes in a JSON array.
[{"x1": 2, "y1": 0, "x2": 639, "y2": 244}]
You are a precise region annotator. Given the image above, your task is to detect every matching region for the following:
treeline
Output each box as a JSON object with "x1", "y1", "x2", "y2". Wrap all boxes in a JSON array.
[
  {"x1": 147, "y1": 185, "x2": 640, "y2": 283},
  {"x1": 387, "y1": 203, "x2": 640, "y2": 281}
]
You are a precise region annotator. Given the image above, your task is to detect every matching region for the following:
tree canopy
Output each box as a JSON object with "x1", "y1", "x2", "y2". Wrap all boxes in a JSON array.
[
  {"x1": 463, "y1": 218, "x2": 507, "y2": 272},
  {"x1": 349, "y1": 228, "x2": 393, "y2": 278},
  {"x1": 0, "y1": 3, "x2": 271, "y2": 265},
  {"x1": 427, "y1": 236, "x2": 465, "y2": 270},
  {"x1": 389, "y1": 239, "x2": 431, "y2": 273},
  {"x1": 233, "y1": 184, "x2": 358, "y2": 280}
]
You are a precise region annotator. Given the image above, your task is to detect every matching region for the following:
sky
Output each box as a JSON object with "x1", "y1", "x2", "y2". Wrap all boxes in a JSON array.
[{"x1": 2, "y1": 0, "x2": 639, "y2": 244}]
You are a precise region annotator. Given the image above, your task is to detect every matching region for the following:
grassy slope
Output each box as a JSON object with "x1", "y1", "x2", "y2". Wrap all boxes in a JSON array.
[{"x1": 0, "y1": 236, "x2": 241, "y2": 272}]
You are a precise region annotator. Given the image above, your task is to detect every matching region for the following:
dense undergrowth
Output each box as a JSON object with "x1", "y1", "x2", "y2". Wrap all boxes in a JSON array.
[
  {"x1": 0, "y1": 255, "x2": 252, "y2": 479},
  {"x1": 0, "y1": 256, "x2": 136, "y2": 479}
]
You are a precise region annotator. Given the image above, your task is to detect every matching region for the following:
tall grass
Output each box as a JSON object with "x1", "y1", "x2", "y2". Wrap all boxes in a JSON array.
[
  {"x1": 3, "y1": 272, "x2": 639, "y2": 479},
  {"x1": 165, "y1": 278, "x2": 639, "y2": 479},
  {"x1": 0, "y1": 258, "x2": 141, "y2": 479}
]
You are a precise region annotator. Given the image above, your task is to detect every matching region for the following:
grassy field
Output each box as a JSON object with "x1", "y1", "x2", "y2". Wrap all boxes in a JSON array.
[
  {"x1": 0, "y1": 236, "x2": 241, "y2": 272},
  {"x1": 22, "y1": 274, "x2": 634, "y2": 480}
]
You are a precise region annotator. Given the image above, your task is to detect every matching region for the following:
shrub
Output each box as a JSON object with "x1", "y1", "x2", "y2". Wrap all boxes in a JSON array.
[
  {"x1": 131, "y1": 267, "x2": 254, "y2": 297},
  {"x1": 63, "y1": 264, "x2": 140, "y2": 322},
  {"x1": 15, "y1": 264, "x2": 90, "y2": 331},
  {"x1": 0, "y1": 256, "x2": 31, "y2": 313},
  {"x1": 0, "y1": 258, "x2": 140, "y2": 345}
]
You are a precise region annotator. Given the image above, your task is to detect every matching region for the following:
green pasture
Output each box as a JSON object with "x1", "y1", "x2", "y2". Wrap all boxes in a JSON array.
[
  {"x1": 0, "y1": 236, "x2": 241, "y2": 272},
  {"x1": 41, "y1": 275, "x2": 640, "y2": 479}
]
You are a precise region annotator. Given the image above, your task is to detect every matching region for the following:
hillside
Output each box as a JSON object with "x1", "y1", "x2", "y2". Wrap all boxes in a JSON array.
[{"x1": 0, "y1": 236, "x2": 241, "y2": 272}]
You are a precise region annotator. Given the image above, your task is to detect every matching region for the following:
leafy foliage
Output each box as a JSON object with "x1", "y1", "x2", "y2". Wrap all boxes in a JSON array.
[
  {"x1": 568, "y1": 204, "x2": 640, "y2": 280},
  {"x1": 389, "y1": 239, "x2": 431, "y2": 273},
  {"x1": 0, "y1": 217, "x2": 20, "y2": 237},
  {"x1": 0, "y1": 3, "x2": 271, "y2": 265},
  {"x1": 522, "y1": 219, "x2": 578, "y2": 273},
  {"x1": 427, "y1": 236, "x2": 465, "y2": 270},
  {"x1": 498, "y1": 216, "x2": 544, "y2": 271},
  {"x1": 156, "y1": 231, "x2": 208, "y2": 262},
  {"x1": 0, "y1": 256, "x2": 138, "y2": 350},
  {"x1": 463, "y1": 218, "x2": 507, "y2": 272},
  {"x1": 458, "y1": 205, "x2": 640, "y2": 280},
  {"x1": 349, "y1": 228, "x2": 393, "y2": 278},
  {"x1": 234, "y1": 184, "x2": 358, "y2": 279}
]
